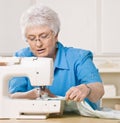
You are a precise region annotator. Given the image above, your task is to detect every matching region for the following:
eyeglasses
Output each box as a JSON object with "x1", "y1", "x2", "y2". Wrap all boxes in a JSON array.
[{"x1": 26, "y1": 31, "x2": 54, "y2": 42}]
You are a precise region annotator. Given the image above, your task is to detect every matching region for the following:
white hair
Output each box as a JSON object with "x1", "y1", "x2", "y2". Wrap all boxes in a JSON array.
[{"x1": 20, "y1": 4, "x2": 60, "y2": 40}]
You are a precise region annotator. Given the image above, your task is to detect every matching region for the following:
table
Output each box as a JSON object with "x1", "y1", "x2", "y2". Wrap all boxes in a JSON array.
[{"x1": 0, "y1": 113, "x2": 120, "y2": 123}]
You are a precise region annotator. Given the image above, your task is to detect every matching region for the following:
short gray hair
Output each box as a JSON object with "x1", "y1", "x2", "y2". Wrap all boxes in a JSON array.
[{"x1": 20, "y1": 4, "x2": 60, "y2": 40}]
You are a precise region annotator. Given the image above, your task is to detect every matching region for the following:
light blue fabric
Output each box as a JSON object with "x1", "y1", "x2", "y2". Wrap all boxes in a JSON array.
[{"x1": 8, "y1": 42, "x2": 102, "y2": 110}]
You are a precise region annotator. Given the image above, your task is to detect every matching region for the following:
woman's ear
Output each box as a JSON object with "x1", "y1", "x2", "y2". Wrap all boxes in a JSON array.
[
  {"x1": 55, "y1": 33, "x2": 58, "y2": 41},
  {"x1": 25, "y1": 37, "x2": 28, "y2": 42}
]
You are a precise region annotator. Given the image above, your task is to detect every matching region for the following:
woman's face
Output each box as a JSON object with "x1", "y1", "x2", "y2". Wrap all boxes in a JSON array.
[{"x1": 25, "y1": 25, "x2": 58, "y2": 59}]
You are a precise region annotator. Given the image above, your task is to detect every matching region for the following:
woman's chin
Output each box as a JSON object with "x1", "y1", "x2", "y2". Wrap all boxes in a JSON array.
[{"x1": 35, "y1": 53, "x2": 47, "y2": 57}]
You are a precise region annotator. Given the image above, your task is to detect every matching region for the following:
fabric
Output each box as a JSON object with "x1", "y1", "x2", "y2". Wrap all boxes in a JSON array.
[
  {"x1": 45, "y1": 97, "x2": 120, "y2": 120},
  {"x1": 64, "y1": 100, "x2": 120, "y2": 120},
  {"x1": 8, "y1": 42, "x2": 102, "y2": 110}
]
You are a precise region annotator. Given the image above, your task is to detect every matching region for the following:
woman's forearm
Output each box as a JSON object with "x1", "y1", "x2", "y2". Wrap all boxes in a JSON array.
[
  {"x1": 9, "y1": 92, "x2": 28, "y2": 99},
  {"x1": 86, "y1": 82, "x2": 104, "y2": 102},
  {"x1": 9, "y1": 88, "x2": 40, "y2": 99}
]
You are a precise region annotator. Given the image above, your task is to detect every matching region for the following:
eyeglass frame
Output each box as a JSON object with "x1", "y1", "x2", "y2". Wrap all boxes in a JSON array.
[{"x1": 26, "y1": 31, "x2": 55, "y2": 42}]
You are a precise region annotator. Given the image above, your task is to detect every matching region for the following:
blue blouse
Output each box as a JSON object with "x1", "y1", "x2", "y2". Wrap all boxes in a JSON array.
[{"x1": 9, "y1": 42, "x2": 102, "y2": 110}]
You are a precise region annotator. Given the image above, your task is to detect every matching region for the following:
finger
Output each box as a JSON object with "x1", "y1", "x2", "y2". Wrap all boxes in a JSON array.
[
  {"x1": 48, "y1": 93, "x2": 56, "y2": 98},
  {"x1": 69, "y1": 91, "x2": 78, "y2": 100},
  {"x1": 73, "y1": 95, "x2": 82, "y2": 102},
  {"x1": 75, "y1": 94, "x2": 86, "y2": 102},
  {"x1": 36, "y1": 88, "x2": 41, "y2": 96},
  {"x1": 41, "y1": 89, "x2": 56, "y2": 98},
  {"x1": 68, "y1": 87, "x2": 81, "y2": 100},
  {"x1": 65, "y1": 87, "x2": 75, "y2": 100}
]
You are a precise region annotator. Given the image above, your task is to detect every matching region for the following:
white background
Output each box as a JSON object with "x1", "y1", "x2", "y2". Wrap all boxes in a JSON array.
[{"x1": 0, "y1": 0, "x2": 120, "y2": 56}]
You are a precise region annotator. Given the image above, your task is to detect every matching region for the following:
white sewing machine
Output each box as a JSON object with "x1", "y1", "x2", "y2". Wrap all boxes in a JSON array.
[{"x1": 0, "y1": 57, "x2": 64, "y2": 119}]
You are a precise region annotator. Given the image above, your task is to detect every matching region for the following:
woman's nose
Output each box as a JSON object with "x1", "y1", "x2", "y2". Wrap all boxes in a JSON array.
[{"x1": 35, "y1": 39, "x2": 42, "y2": 46}]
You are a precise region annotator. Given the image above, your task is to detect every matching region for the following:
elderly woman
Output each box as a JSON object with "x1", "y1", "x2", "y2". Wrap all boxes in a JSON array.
[{"x1": 9, "y1": 5, "x2": 104, "y2": 110}]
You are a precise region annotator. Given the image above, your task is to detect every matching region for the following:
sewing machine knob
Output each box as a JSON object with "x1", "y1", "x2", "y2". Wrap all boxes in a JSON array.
[{"x1": 36, "y1": 72, "x2": 39, "y2": 74}]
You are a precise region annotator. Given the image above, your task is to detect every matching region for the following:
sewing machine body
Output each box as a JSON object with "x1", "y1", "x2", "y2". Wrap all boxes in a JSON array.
[
  {"x1": 1, "y1": 97, "x2": 64, "y2": 119},
  {"x1": 0, "y1": 57, "x2": 64, "y2": 119}
]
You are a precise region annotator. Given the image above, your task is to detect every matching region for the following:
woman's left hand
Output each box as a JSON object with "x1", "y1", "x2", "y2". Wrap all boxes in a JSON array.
[{"x1": 65, "y1": 84, "x2": 90, "y2": 102}]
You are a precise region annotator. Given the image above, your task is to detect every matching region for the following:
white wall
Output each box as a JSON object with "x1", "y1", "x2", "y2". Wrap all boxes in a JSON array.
[
  {"x1": 36, "y1": 0, "x2": 120, "y2": 56},
  {"x1": 36, "y1": 0, "x2": 97, "y2": 53},
  {"x1": 0, "y1": 0, "x2": 34, "y2": 56},
  {"x1": 101, "y1": 0, "x2": 120, "y2": 54},
  {"x1": 0, "y1": 0, "x2": 120, "y2": 56}
]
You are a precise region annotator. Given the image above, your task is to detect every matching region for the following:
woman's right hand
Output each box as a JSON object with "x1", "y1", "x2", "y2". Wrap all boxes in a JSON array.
[
  {"x1": 9, "y1": 88, "x2": 56, "y2": 99},
  {"x1": 26, "y1": 88, "x2": 56, "y2": 99},
  {"x1": 25, "y1": 88, "x2": 40, "y2": 99}
]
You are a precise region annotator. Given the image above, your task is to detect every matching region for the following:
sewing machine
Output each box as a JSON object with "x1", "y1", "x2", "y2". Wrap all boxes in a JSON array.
[{"x1": 0, "y1": 57, "x2": 64, "y2": 119}]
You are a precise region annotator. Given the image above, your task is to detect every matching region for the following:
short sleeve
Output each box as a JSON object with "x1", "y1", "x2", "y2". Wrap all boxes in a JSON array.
[
  {"x1": 76, "y1": 51, "x2": 102, "y2": 84},
  {"x1": 8, "y1": 77, "x2": 33, "y2": 93}
]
